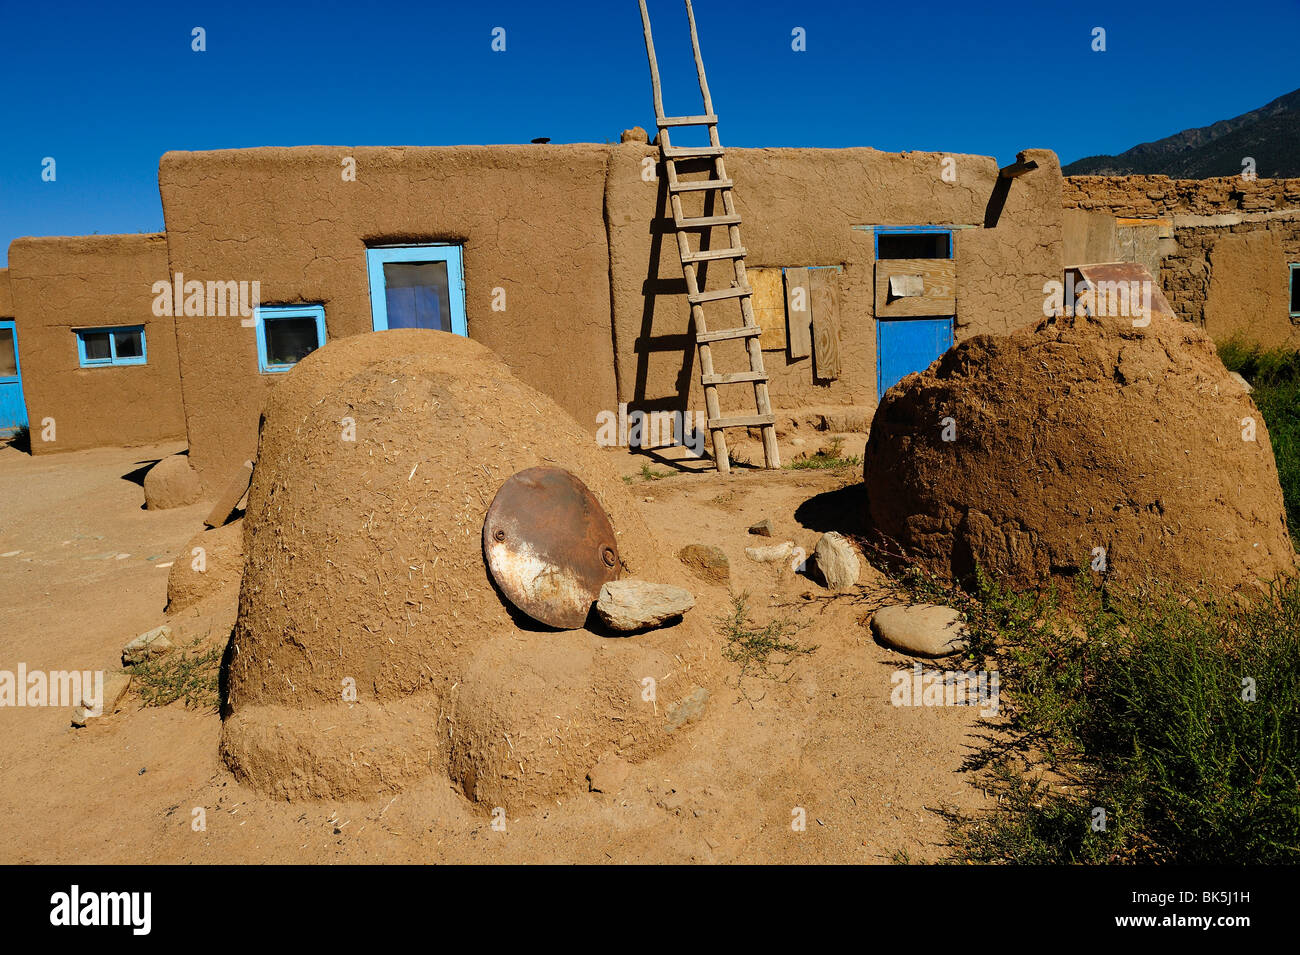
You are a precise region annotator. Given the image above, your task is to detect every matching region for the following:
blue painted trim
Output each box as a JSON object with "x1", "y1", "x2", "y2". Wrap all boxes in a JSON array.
[
  {"x1": 254, "y1": 304, "x2": 327, "y2": 374},
  {"x1": 0, "y1": 319, "x2": 27, "y2": 434},
  {"x1": 1290, "y1": 263, "x2": 1299, "y2": 318},
  {"x1": 365, "y1": 244, "x2": 467, "y2": 335},
  {"x1": 873, "y1": 227, "x2": 956, "y2": 261},
  {"x1": 74, "y1": 325, "x2": 147, "y2": 367}
]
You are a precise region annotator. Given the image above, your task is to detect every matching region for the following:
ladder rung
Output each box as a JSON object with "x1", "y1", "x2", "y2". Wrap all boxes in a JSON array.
[
  {"x1": 669, "y1": 178, "x2": 734, "y2": 193},
  {"x1": 663, "y1": 145, "x2": 726, "y2": 159},
  {"x1": 681, "y1": 246, "x2": 747, "y2": 263},
  {"x1": 701, "y1": 370, "x2": 768, "y2": 386},
  {"x1": 688, "y1": 285, "x2": 751, "y2": 305},
  {"x1": 675, "y1": 213, "x2": 742, "y2": 229},
  {"x1": 657, "y1": 114, "x2": 718, "y2": 127},
  {"x1": 696, "y1": 325, "x2": 762, "y2": 344},
  {"x1": 708, "y1": 413, "x2": 776, "y2": 430}
]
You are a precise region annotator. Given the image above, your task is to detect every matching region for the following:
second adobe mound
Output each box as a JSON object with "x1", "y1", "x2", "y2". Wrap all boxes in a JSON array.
[{"x1": 863, "y1": 311, "x2": 1295, "y2": 593}]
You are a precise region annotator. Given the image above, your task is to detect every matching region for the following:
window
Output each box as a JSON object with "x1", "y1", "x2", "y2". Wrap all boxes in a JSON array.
[
  {"x1": 366, "y1": 245, "x2": 467, "y2": 335},
  {"x1": 1290, "y1": 264, "x2": 1299, "y2": 318},
  {"x1": 875, "y1": 227, "x2": 953, "y2": 260},
  {"x1": 75, "y1": 326, "x2": 146, "y2": 367},
  {"x1": 255, "y1": 304, "x2": 326, "y2": 373}
]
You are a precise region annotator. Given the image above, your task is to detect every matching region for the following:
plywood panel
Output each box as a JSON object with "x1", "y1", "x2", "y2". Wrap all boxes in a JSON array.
[
  {"x1": 808, "y1": 267, "x2": 841, "y2": 381},
  {"x1": 874, "y1": 258, "x2": 956, "y2": 318},
  {"x1": 748, "y1": 267, "x2": 787, "y2": 351},
  {"x1": 784, "y1": 267, "x2": 812, "y2": 358}
]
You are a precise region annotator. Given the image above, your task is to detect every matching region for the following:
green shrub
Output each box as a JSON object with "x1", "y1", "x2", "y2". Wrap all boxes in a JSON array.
[{"x1": 945, "y1": 574, "x2": 1300, "y2": 864}]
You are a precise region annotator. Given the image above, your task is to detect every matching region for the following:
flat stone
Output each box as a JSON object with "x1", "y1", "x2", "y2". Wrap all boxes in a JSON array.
[
  {"x1": 71, "y1": 671, "x2": 131, "y2": 727},
  {"x1": 1228, "y1": 371, "x2": 1253, "y2": 393},
  {"x1": 596, "y1": 580, "x2": 695, "y2": 632},
  {"x1": 587, "y1": 753, "x2": 632, "y2": 793},
  {"x1": 665, "y1": 687, "x2": 709, "y2": 734},
  {"x1": 871, "y1": 603, "x2": 970, "y2": 658},
  {"x1": 122, "y1": 625, "x2": 174, "y2": 666},
  {"x1": 676, "y1": 544, "x2": 730, "y2": 583},
  {"x1": 814, "y1": 532, "x2": 860, "y2": 591},
  {"x1": 747, "y1": 518, "x2": 774, "y2": 537},
  {"x1": 745, "y1": 541, "x2": 794, "y2": 563}
]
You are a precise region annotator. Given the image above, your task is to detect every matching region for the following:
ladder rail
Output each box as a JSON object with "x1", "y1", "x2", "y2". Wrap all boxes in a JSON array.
[
  {"x1": 639, "y1": 0, "x2": 781, "y2": 473},
  {"x1": 638, "y1": 0, "x2": 667, "y2": 121}
]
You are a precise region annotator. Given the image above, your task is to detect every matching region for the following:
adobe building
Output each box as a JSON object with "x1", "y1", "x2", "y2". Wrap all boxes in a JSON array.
[
  {"x1": 1063, "y1": 175, "x2": 1300, "y2": 348},
  {"x1": 5, "y1": 234, "x2": 186, "y2": 454},
  {"x1": 156, "y1": 142, "x2": 1062, "y2": 489},
  {"x1": 10, "y1": 142, "x2": 1294, "y2": 483}
]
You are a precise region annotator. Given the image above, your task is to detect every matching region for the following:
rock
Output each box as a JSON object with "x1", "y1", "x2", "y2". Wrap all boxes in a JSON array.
[
  {"x1": 596, "y1": 580, "x2": 695, "y2": 632},
  {"x1": 748, "y1": 518, "x2": 774, "y2": 537},
  {"x1": 587, "y1": 753, "x2": 631, "y2": 793},
  {"x1": 71, "y1": 671, "x2": 131, "y2": 726},
  {"x1": 620, "y1": 126, "x2": 649, "y2": 144},
  {"x1": 676, "y1": 544, "x2": 729, "y2": 583},
  {"x1": 1228, "y1": 371, "x2": 1253, "y2": 393},
  {"x1": 143, "y1": 454, "x2": 203, "y2": 510},
  {"x1": 122, "y1": 625, "x2": 174, "y2": 666},
  {"x1": 814, "y1": 532, "x2": 860, "y2": 591},
  {"x1": 665, "y1": 687, "x2": 709, "y2": 733},
  {"x1": 745, "y1": 540, "x2": 794, "y2": 563},
  {"x1": 871, "y1": 604, "x2": 970, "y2": 657}
]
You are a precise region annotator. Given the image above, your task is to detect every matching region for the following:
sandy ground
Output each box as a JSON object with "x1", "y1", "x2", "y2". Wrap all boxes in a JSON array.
[{"x1": 0, "y1": 437, "x2": 997, "y2": 864}]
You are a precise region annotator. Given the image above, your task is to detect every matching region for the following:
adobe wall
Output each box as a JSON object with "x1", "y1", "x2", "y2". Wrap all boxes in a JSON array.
[
  {"x1": 1065, "y1": 174, "x2": 1300, "y2": 348},
  {"x1": 7, "y1": 234, "x2": 186, "y2": 453},
  {"x1": 158, "y1": 145, "x2": 616, "y2": 489},
  {"x1": 604, "y1": 144, "x2": 1063, "y2": 417},
  {"x1": 1064, "y1": 175, "x2": 1300, "y2": 217},
  {"x1": 0, "y1": 268, "x2": 12, "y2": 317}
]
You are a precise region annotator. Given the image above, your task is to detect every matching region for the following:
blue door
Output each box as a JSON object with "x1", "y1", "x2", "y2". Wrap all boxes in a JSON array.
[
  {"x1": 877, "y1": 317, "x2": 953, "y2": 399},
  {"x1": 0, "y1": 320, "x2": 28, "y2": 435},
  {"x1": 366, "y1": 245, "x2": 467, "y2": 335}
]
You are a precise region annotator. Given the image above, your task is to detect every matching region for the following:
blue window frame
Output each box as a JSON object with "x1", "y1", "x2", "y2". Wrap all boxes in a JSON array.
[
  {"x1": 873, "y1": 225, "x2": 954, "y2": 259},
  {"x1": 366, "y1": 245, "x2": 467, "y2": 335},
  {"x1": 75, "y1": 326, "x2": 147, "y2": 367},
  {"x1": 1290, "y1": 263, "x2": 1299, "y2": 318},
  {"x1": 255, "y1": 304, "x2": 326, "y2": 374}
]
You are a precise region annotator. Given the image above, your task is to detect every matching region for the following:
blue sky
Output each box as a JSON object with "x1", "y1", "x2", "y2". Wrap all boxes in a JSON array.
[{"x1": 2, "y1": 0, "x2": 1297, "y2": 266}]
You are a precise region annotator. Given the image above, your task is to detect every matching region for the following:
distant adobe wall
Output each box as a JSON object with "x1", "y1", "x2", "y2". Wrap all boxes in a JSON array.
[
  {"x1": 8, "y1": 234, "x2": 186, "y2": 454},
  {"x1": 605, "y1": 144, "x2": 1062, "y2": 417},
  {"x1": 1064, "y1": 175, "x2": 1300, "y2": 217},
  {"x1": 159, "y1": 145, "x2": 616, "y2": 490},
  {"x1": 1064, "y1": 175, "x2": 1300, "y2": 348}
]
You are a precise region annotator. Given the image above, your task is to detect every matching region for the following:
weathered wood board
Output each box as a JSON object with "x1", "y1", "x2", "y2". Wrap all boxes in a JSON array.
[
  {"x1": 808, "y1": 268, "x2": 841, "y2": 381},
  {"x1": 747, "y1": 267, "x2": 788, "y2": 351},
  {"x1": 874, "y1": 258, "x2": 956, "y2": 318},
  {"x1": 784, "y1": 267, "x2": 812, "y2": 359}
]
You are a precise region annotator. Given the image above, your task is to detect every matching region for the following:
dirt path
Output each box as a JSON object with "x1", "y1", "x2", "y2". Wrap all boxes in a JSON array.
[{"x1": 0, "y1": 440, "x2": 995, "y2": 863}]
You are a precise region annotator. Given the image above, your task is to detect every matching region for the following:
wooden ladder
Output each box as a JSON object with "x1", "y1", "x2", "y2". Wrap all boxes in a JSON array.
[{"x1": 638, "y1": 0, "x2": 780, "y2": 474}]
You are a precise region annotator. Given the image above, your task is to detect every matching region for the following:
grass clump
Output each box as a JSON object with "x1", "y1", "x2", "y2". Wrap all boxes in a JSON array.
[
  {"x1": 943, "y1": 571, "x2": 1300, "y2": 864},
  {"x1": 785, "y1": 436, "x2": 862, "y2": 471},
  {"x1": 127, "y1": 642, "x2": 223, "y2": 711},
  {"x1": 718, "y1": 593, "x2": 816, "y2": 695}
]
